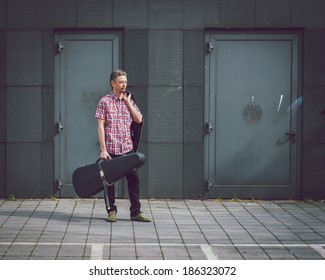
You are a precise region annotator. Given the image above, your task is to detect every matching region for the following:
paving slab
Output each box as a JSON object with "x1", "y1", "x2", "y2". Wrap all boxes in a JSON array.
[{"x1": 0, "y1": 198, "x2": 325, "y2": 260}]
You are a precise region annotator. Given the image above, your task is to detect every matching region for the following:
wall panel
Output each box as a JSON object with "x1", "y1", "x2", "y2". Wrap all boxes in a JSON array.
[
  {"x1": 7, "y1": 143, "x2": 42, "y2": 198},
  {"x1": 114, "y1": 0, "x2": 148, "y2": 29},
  {"x1": 148, "y1": 143, "x2": 183, "y2": 198},
  {"x1": 148, "y1": 30, "x2": 183, "y2": 86},
  {"x1": 292, "y1": 0, "x2": 325, "y2": 28},
  {"x1": 78, "y1": 0, "x2": 113, "y2": 27},
  {"x1": 7, "y1": 30, "x2": 42, "y2": 85},
  {"x1": 148, "y1": 86, "x2": 183, "y2": 143},
  {"x1": 256, "y1": 0, "x2": 291, "y2": 27},
  {"x1": 148, "y1": 0, "x2": 183, "y2": 29},
  {"x1": 184, "y1": 0, "x2": 220, "y2": 28},
  {"x1": 220, "y1": 0, "x2": 255, "y2": 27},
  {"x1": 7, "y1": 87, "x2": 42, "y2": 142}
]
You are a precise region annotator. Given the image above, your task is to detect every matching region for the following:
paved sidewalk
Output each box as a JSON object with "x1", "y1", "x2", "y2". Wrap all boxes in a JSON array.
[{"x1": 0, "y1": 198, "x2": 325, "y2": 260}]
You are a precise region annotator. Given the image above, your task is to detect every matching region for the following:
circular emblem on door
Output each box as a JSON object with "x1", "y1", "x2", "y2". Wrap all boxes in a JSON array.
[{"x1": 243, "y1": 96, "x2": 262, "y2": 123}]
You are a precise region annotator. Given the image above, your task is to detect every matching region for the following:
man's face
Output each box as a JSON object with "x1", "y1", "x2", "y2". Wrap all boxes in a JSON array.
[{"x1": 111, "y1": 75, "x2": 127, "y2": 93}]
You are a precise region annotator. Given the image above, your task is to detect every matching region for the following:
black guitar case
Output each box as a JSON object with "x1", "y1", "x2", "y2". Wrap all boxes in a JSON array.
[{"x1": 72, "y1": 153, "x2": 145, "y2": 198}]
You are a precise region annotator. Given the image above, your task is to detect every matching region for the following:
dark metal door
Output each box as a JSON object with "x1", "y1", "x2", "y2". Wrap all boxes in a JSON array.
[
  {"x1": 204, "y1": 32, "x2": 302, "y2": 199},
  {"x1": 54, "y1": 32, "x2": 121, "y2": 197}
]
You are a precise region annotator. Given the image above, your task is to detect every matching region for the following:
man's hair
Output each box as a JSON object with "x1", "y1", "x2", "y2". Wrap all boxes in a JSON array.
[{"x1": 110, "y1": 70, "x2": 127, "y2": 83}]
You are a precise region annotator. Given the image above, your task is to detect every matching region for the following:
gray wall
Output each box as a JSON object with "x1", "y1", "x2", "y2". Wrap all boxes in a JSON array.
[
  {"x1": 0, "y1": 0, "x2": 7, "y2": 198},
  {"x1": 0, "y1": 0, "x2": 325, "y2": 199}
]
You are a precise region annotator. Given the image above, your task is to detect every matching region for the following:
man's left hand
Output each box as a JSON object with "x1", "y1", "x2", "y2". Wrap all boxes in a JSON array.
[{"x1": 123, "y1": 92, "x2": 131, "y2": 104}]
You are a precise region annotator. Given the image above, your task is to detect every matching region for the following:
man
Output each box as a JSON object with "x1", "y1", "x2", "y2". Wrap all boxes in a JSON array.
[{"x1": 95, "y1": 70, "x2": 151, "y2": 222}]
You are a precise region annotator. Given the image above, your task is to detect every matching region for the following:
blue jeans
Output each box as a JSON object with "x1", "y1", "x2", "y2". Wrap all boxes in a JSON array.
[{"x1": 104, "y1": 151, "x2": 141, "y2": 217}]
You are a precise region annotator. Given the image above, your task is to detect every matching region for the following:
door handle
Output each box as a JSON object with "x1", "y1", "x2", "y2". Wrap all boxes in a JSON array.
[
  {"x1": 285, "y1": 131, "x2": 296, "y2": 136},
  {"x1": 285, "y1": 131, "x2": 296, "y2": 143}
]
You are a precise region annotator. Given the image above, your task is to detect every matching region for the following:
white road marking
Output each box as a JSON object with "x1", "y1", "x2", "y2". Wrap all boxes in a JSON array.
[
  {"x1": 310, "y1": 245, "x2": 325, "y2": 258},
  {"x1": 2, "y1": 242, "x2": 325, "y2": 247},
  {"x1": 90, "y1": 243, "x2": 104, "y2": 260},
  {"x1": 200, "y1": 244, "x2": 218, "y2": 260},
  {"x1": 1, "y1": 242, "x2": 325, "y2": 260}
]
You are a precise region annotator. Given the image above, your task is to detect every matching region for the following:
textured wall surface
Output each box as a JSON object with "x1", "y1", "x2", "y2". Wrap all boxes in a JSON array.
[{"x1": 1, "y1": 0, "x2": 324, "y2": 199}]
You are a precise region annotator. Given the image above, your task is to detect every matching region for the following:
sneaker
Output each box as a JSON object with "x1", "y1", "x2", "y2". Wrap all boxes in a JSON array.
[
  {"x1": 106, "y1": 211, "x2": 117, "y2": 222},
  {"x1": 131, "y1": 213, "x2": 151, "y2": 222}
]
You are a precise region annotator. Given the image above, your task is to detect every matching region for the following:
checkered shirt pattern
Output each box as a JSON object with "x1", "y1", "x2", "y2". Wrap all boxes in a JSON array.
[{"x1": 95, "y1": 92, "x2": 139, "y2": 155}]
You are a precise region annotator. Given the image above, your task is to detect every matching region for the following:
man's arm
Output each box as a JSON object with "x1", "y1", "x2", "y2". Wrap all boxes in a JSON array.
[{"x1": 98, "y1": 119, "x2": 111, "y2": 160}]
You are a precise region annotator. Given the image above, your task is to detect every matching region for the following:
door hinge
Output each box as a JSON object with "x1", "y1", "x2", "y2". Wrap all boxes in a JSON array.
[
  {"x1": 56, "y1": 121, "x2": 64, "y2": 133},
  {"x1": 205, "y1": 180, "x2": 212, "y2": 191},
  {"x1": 56, "y1": 179, "x2": 63, "y2": 190},
  {"x1": 205, "y1": 122, "x2": 213, "y2": 133},
  {"x1": 56, "y1": 41, "x2": 64, "y2": 53},
  {"x1": 206, "y1": 41, "x2": 214, "y2": 53}
]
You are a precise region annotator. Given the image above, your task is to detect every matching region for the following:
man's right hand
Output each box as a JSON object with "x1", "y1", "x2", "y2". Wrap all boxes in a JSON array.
[{"x1": 100, "y1": 151, "x2": 111, "y2": 160}]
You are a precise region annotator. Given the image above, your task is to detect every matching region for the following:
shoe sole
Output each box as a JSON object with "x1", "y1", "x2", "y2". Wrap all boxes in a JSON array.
[{"x1": 131, "y1": 217, "x2": 151, "y2": 222}]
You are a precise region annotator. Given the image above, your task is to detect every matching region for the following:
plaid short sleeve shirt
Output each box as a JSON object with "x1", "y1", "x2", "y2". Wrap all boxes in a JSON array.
[{"x1": 95, "y1": 92, "x2": 140, "y2": 155}]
